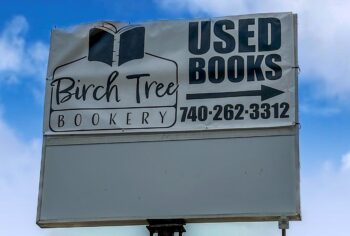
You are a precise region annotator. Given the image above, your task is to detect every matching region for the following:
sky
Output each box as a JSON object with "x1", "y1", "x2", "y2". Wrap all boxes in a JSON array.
[{"x1": 0, "y1": 0, "x2": 349, "y2": 235}]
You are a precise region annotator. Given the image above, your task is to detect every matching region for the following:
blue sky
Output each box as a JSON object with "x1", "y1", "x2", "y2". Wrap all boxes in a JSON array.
[{"x1": 0, "y1": 1, "x2": 349, "y2": 236}]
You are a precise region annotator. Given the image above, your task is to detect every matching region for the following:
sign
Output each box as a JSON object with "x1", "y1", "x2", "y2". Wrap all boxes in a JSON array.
[
  {"x1": 37, "y1": 12, "x2": 300, "y2": 228},
  {"x1": 44, "y1": 12, "x2": 296, "y2": 134}
]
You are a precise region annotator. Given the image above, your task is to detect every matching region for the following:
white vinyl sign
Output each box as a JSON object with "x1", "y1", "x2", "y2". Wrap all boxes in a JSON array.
[{"x1": 44, "y1": 12, "x2": 297, "y2": 134}]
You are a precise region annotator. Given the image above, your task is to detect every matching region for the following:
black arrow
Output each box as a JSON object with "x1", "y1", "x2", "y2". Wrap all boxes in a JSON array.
[{"x1": 186, "y1": 85, "x2": 284, "y2": 101}]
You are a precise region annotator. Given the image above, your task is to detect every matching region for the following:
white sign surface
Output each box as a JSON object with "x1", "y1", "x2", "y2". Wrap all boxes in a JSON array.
[
  {"x1": 44, "y1": 12, "x2": 297, "y2": 134},
  {"x1": 38, "y1": 12, "x2": 300, "y2": 228}
]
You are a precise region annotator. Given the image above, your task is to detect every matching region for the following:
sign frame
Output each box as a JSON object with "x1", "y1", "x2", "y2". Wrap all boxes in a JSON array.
[{"x1": 37, "y1": 12, "x2": 300, "y2": 228}]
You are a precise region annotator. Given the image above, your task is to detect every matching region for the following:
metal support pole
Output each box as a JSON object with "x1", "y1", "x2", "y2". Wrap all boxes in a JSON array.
[
  {"x1": 147, "y1": 219, "x2": 186, "y2": 236},
  {"x1": 278, "y1": 218, "x2": 289, "y2": 236}
]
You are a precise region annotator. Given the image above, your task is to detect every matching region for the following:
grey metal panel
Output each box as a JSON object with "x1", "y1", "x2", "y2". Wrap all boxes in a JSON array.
[{"x1": 37, "y1": 133, "x2": 300, "y2": 227}]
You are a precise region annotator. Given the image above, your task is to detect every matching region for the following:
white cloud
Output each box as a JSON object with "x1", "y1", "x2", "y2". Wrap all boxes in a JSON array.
[
  {"x1": 0, "y1": 16, "x2": 48, "y2": 84},
  {"x1": 0, "y1": 16, "x2": 27, "y2": 73},
  {"x1": 290, "y1": 155, "x2": 350, "y2": 236},
  {"x1": 341, "y1": 151, "x2": 350, "y2": 171},
  {"x1": 0, "y1": 108, "x2": 43, "y2": 236},
  {"x1": 157, "y1": 0, "x2": 350, "y2": 100}
]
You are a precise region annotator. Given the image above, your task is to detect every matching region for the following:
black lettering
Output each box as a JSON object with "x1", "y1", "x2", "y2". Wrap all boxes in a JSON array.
[
  {"x1": 214, "y1": 20, "x2": 235, "y2": 53},
  {"x1": 159, "y1": 111, "x2": 167, "y2": 123},
  {"x1": 165, "y1": 82, "x2": 178, "y2": 95},
  {"x1": 247, "y1": 55, "x2": 264, "y2": 81},
  {"x1": 106, "y1": 71, "x2": 121, "y2": 102},
  {"x1": 92, "y1": 85, "x2": 105, "y2": 100},
  {"x1": 51, "y1": 71, "x2": 121, "y2": 105},
  {"x1": 265, "y1": 54, "x2": 282, "y2": 80},
  {"x1": 145, "y1": 81, "x2": 179, "y2": 98},
  {"x1": 126, "y1": 73, "x2": 150, "y2": 103},
  {"x1": 142, "y1": 112, "x2": 149, "y2": 124},
  {"x1": 189, "y1": 58, "x2": 206, "y2": 84},
  {"x1": 145, "y1": 81, "x2": 157, "y2": 98},
  {"x1": 155, "y1": 83, "x2": 165, "y2": 97},
  {"x1": 76, "y1": 83, "x2": 95, "y2": 101},
  {"x1": 258, "y1": 18, "x2": 281, "y2": 51},
  {"x1": 189, "y1": 21, "x2": 211, "y2": 55},
  {"x1": 109, "y1": 113, "x2": 117, "y2": 125},
  {"x1": 74, "y1": 113, "x2": 82, "y2": 126},
  {"x1": 51, "y1": 77, "x2": 75, "y2": 105},
  {"x1": 239, "y1": 18, "x2": 255, "y2": 52},
  {"x1": 126, "y1": 112, "x2": 131, "y2": 125},
  {"x1": 92, "y1": 113, "x2": 99, "y2": 126},
  {"x1": 227, "y1": 56, "x2": 245, "y2": 82},
  {"x1": 208, "y1": 56, "x2": 225, "y2": 83},
  {"x1": 58, "y1": 115, "x2": 65, "y2": 127}
]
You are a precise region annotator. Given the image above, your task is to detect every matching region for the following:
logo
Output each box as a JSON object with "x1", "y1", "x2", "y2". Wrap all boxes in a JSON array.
[{"x1": 49, "y1": 22, "x2": 179, "y2": 132}]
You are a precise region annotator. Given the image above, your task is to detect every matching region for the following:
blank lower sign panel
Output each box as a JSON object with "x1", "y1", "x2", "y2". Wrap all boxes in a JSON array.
[{"x1": 38, "y1": 135, "x2": 299, "y2": 225}]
